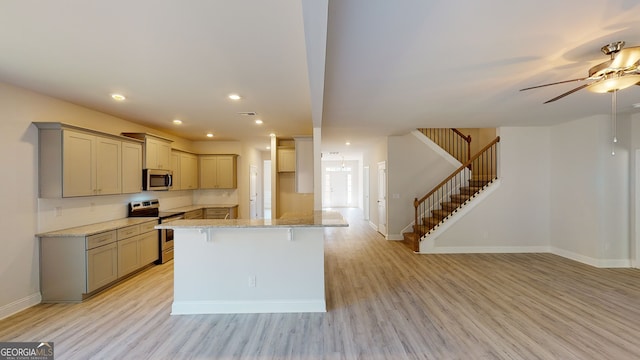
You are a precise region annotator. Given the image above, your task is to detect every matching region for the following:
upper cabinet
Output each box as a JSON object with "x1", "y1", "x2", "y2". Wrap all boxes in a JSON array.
[
  {"x1": 35, "y1": 123, "x2": 143, "y2": 198},
  {"x1": 199, "y1": 154, "x2": 238, "y2": 189},
  {"x1": 277, "y1": 147, "x2": 296, "y2": 172},
  {"x1": 172, "y1": 150, "x2": 198, "y2": 190},
  {"x1": 121, "y1": 133, "x2": 172, "y2": 169},
  {"x1": 122, "y1": 142, "x2": 143, "y2": 194}
]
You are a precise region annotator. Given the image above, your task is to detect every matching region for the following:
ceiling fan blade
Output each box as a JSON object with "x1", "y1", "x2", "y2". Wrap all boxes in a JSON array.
[
  {"x1": 520, "y1": 78, "x2": 587, "y2": 91},
  {"x1": 610, "y1": 46, "x2": 640, "y2": 70},
  {"x1": 543, "y1": 83, "x2": 591, "y2": 103}
]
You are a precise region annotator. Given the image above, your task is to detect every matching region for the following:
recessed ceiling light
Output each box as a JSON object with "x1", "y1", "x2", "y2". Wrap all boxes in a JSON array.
[
  {"x1": 228, "y1": 94, "x2": 241, "y2": 100},
  {"x1": 266, "y1": 146, "x2": 271, "y2": 150},
  {"x1": 269, "y1": 132, "x2": 276, "y2": 137},
  {"x1": 111, "y1": 93, "x2": 126, "y2": 101},
  {"x1": 346, "y1": 141, "x2": 351, "y2": 146},
  {"x1": 172, "y1": 119, "x2": 183, "y2": 125},
  {"x1": 255, "y1": 119, "x2": 263, "y2": 125},
  {"x1": 206, "y1": 133, "x2": 214, "y2": 138}
]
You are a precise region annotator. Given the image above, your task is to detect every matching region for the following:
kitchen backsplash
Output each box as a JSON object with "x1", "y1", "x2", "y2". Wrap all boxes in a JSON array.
[{"x1": 37, "y1": 191, "x2": 194, "y2": 233}]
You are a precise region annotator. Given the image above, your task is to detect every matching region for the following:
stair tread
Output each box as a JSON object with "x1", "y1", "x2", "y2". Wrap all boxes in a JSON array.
[
  {"x1": 431, "y1": 209, "x2": 451, "y2": 219},
  {"x1": 450, "y1": 195, "x2": 471, "y2": 203},
  {"x1": 440, "y1": 203, "x2": 458, "y2": 212}
]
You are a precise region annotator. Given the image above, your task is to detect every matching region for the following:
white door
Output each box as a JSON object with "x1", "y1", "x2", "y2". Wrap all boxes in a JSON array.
[
  {"x1": 377, "y1": 161, "x2": 387, "y2": 236},
  {"x1": 364, "y1": 166, "x2": 370, "y2": 221},
  {"x1": 329, "y1": 172, "x2": 349, "y2": 207},
  {"x1": 250, "y1": 165, "x2": 258, "y2": 219}
]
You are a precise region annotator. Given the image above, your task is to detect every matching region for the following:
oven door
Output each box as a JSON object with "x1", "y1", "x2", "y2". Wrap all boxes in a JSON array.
[{"x1": 160, "y1": 214, "x2": 183, "y2": 263}]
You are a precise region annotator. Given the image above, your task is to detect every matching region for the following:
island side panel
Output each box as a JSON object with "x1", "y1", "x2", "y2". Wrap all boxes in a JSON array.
[{"x1": 172, "y1": 227, "x2": 325, "y2": 314}]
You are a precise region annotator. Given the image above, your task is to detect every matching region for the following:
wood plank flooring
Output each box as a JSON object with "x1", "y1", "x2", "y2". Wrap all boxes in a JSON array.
[{"x1": 2, "y1": 208, "x2": 640, "y2": 359}]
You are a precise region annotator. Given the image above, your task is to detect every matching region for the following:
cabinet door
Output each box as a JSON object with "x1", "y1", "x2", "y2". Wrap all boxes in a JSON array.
[
  {"x1": 184, "y1": 209, "x2": 203, "y2": 219},
  {"x1": 86, "y1": 242, "x2": 118, "y2": 292},
  {"x1": 171, "y1": 151, "x2": 181, "y2": 190},
  {"x1": 205, "y1": 208, "x2": 226, "y2": 219},
  {"x1": 216, "y1": 155, "x2": 237, "y2": 188},
  {"x1": 139, "y1": 231, "x2": 159, "y2": 266},
  {"x1": 96, "y1": 137, "x2": 122, "y2": 195},
  {"x1": 157, "y1": 141, "x2": 172, "y2": 170},
  {"x1": 145, "y1": 137, "x2": 171, "y2": 169},
  {"x1": 117, "y1": 236, "x2": 140, "y2": 278},
  {"x1": 122, "y1": 142, "x2": 142, "y2": 194},
  {"x1": 180, "y1": 153, "x2": 198, "y2": 189},
  {"x1": 63, "y1": 131, "x2": 95, "y2": 197},
  {"x1": 277, "y1": 148, "x2": 295, "y2": 172},
  {"x1": 199, "y1": 156, "x2": 218, "y2": 189},
  {"x1": 145, "y1": 138, "x2": 159, "y2": 169}
]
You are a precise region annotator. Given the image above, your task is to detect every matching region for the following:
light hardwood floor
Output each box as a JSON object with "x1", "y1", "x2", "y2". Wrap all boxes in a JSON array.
[{"x1": 2, "y1": 208, "x2": 640, "y2": 359}]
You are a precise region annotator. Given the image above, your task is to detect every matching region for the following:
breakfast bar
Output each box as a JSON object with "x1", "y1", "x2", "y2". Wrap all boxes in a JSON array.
[{"x1": 156, "y1": 211, "x2": 348, "y2": 315}]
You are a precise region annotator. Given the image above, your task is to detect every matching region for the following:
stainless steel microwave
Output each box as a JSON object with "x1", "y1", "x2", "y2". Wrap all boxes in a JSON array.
[{"x1": 143, "y1": 169, "x2": 173, "y2": 191}]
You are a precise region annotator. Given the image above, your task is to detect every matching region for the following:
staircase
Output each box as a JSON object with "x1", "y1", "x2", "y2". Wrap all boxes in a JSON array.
[{"x1": 403, "y1": 134, "x2": 500, "y2": 252}]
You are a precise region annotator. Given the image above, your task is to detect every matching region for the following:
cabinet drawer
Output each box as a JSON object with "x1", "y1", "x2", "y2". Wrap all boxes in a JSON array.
[
  {"x1": 140, "y1": 220, "x2": 158, "y2": 233},
  {"x1": 184, "y1": 209, "x2": 203, "y2": 219},
  {"x1": 117, "y1": 225, "x2": 140, "y2": 240},
  {"x1": 86, "y1": 231, "x2": 117, "y2": 250},
  {"x1": 205, "y1": 208, "x2": 230, "y2": 219}
]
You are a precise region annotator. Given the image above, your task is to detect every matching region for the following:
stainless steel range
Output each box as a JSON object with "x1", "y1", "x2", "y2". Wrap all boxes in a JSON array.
[{"x1": 128, "y1": 199, "x2": 185, "y2": 264}]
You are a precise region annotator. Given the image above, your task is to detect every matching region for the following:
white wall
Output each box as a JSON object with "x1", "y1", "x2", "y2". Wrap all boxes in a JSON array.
[
  {"x1": 362, "y1": 138, "x2": 387, "y2": 230},
  {"x1": 387, "y1": 132, "x2": 460, "y2": 239},
  {"x1": 550, "y1": 115, "x2": 631, "y2": 267},
  {"x1": 427, "y1": 127, "x2": 551, "y2": 251},
  {"x1": 631, "y1": 113, "x2": 640, "y2": 268}
]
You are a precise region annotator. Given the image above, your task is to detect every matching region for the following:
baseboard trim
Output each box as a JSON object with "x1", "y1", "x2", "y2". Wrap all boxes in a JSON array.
[
  {"x1": 368, "y1": 221, "x2": 378, "y2": 231},
  {"x1": 418, "y1": 246, "x2": 549, "y2": 254},
  {"x1": 550, "y1": 247, "x2": 632, "y2": 268},
  {"x1": 172, "y1": 299, "x2": 326, "y2": 315},
  {"x1": 0, "y1": 292, "x2": 42, "y2": 320},
  {"x1": 386, "y1": 234, "x2": 404, "y2": 241}
]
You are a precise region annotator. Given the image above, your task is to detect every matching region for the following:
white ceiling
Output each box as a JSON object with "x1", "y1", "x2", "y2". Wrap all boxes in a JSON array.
[{"x1": 2, "y1": 0, "x2": 640, "y2": 156}]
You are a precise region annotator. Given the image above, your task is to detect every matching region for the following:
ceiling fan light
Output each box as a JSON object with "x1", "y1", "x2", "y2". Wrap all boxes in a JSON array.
[{"x1": 587, "y1": 75, "x2": 640, "y2": 93}]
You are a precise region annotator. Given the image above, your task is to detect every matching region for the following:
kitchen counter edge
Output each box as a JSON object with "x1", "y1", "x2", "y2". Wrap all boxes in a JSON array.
[
  {"x1": 156, "y1": 211, "x2": 348, "y2": 229},
  {"x1": 36, "y1": 217, "x2": 158, "y2": 237}
]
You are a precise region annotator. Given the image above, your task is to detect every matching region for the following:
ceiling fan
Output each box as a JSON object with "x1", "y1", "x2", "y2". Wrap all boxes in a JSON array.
[{"x1": 520, "y1": 41, "x2": 640, "y2": 103}]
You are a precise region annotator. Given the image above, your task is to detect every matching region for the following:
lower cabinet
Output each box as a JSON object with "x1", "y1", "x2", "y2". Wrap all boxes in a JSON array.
[
  {"x1": 39, "y1": 220, "x2": 159, "y2": 302},
  {"x1": 184, "y1": 209, "x2": 204, "y2": 219},
  {"x1": 117, "y1": 229, "x2": 159, "y2": 278},
  {"x1": 204, "y1": 206, "x2": 238, "y2": 219},
  {"x1": 117, "y1": 221, "x2": 159, "y2": 278},
  {"x1": 86, "y1": 241, "x2": 118, "y2": 293}
]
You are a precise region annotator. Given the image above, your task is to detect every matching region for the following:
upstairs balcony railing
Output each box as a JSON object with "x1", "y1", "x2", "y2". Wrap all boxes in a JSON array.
[{"x1": 418, "y1": 128, "x2": 472, "y2": 165}]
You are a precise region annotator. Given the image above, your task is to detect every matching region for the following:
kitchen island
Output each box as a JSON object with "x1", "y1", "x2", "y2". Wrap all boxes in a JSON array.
[{"x1": 156, "y1": 211, "x2": 348, "y2": 315}]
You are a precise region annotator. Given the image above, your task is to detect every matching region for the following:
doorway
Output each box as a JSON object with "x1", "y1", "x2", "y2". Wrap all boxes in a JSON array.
[
  {"x1": 363, "y1": 166, "x2": 370, "y2": 221},
  {"x1": 377, "y1": 161, "x2": 387, "y2": 236}
]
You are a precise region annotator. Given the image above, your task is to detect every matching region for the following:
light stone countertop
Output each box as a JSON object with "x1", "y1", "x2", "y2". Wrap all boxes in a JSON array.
[
  {"x1": 156, "y1": 211, "x2": 348, "y2": 229},
  {"x1": 166, "y1": 204, "x2": 239, "y2": 213},
  {"x1": 37, "y1": 217, "x2": 158, "y2": 237}
]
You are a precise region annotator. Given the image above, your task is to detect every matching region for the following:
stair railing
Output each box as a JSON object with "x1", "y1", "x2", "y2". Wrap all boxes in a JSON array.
[
  {"x1": 418, "y1": 128, "x2": 472, "y2": 164},
  {"x1": 413, "y1": 136, "x2": 500, "y2": 244}
]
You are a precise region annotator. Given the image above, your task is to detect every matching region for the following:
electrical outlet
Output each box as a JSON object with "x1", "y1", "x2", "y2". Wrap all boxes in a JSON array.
[
  {"x1": 54, "y1": 207, "x2": 62, "y2": 217},
  {"x1": 248, "y1": 275, "x2": 256, "y2": 288}
]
